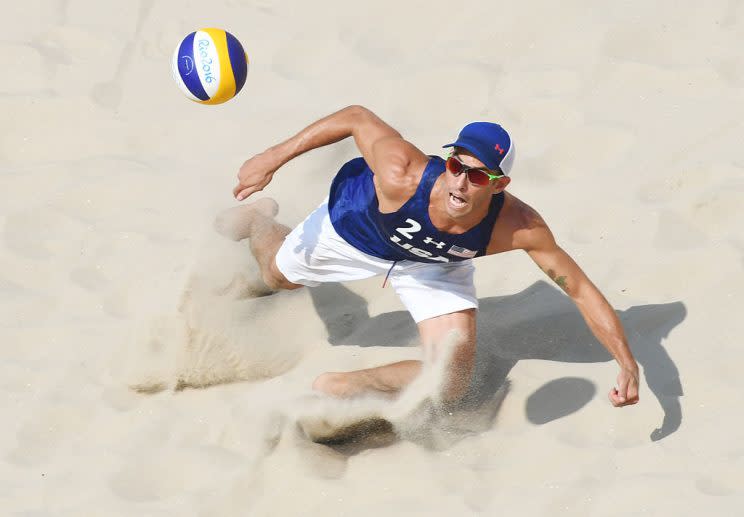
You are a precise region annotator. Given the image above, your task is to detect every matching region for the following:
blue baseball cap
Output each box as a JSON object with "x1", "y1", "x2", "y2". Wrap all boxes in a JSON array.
[{"x1": 443, "y1": 122, "x2": 515, "y2": 176}]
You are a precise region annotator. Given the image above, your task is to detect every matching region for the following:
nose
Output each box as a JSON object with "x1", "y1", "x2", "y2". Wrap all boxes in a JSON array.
[{"x1": 453, "y1": 171, "x2": 469, "y2": 191}]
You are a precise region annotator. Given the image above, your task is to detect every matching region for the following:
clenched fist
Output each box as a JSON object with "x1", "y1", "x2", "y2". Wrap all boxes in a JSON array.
[{"x1": 609, "y1": 365, "x2": 640, "y2": 407}]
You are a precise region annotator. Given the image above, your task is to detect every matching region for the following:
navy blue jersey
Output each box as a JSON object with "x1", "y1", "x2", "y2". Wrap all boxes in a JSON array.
[{"x1": 328, "y1": 156, "x2": 504, "y2": 263}]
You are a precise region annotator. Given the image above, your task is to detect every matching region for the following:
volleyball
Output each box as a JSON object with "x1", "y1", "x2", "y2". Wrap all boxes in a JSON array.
[{"x1": 171, "y1": 28, "x2": 249, "y2": 105}]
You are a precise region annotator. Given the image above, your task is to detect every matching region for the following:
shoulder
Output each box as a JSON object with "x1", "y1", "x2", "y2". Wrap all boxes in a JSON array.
[
  {"x1": 371, "y1": 137, "x2": 430, "y2": 206},
  {"x1": 487, "y1": 193, "x2": 557, "y2": 253},
  {"x1": 370, "y1": 137, "x2": 429, "y2": 178}
]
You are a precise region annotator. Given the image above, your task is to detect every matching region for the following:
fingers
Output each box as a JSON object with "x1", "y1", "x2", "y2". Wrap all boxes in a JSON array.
[
  {"x1": 233, "y1": 171, "x2": 273, "y2": 201},
  {"x1": 609, "y1": 388, "x2": 623, "y2": 407},
  {"x1": 233, "y1": 182, "x2": 244, "y2": 198},
  {"x1": 233, "y1": 176, "x2": 268, "y2": 200},
  {"x1": 234, "y1": 184, "x2": 262, "y2": 201},
  {"x1": 607, "y1": 367, "x2": 641, "y2": 408},
  {"x1": 608, "y1": 385, "x2": 640, "y2": 407}
]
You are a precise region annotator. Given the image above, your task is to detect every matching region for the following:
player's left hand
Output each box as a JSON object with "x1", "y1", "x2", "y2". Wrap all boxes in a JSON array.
[{"x1": 609, "y1": 364, "x2": 640, "y2": 407}]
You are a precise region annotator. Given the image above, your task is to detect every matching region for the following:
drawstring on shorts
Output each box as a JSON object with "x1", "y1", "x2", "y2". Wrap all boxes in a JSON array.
[{"x1": 382, "y1": 261, "x2": 398, "y2": 288}]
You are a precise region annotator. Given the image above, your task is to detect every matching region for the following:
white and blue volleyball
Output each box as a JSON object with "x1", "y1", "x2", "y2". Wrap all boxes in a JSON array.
[{"x1": 171, "y1": 28, "x2": 249, "y2": 105}]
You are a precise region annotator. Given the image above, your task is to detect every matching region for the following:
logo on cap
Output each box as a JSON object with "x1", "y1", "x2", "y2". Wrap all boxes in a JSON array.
[{"x1": 494, "y1": 144, "x2": 505, "y2": 155}]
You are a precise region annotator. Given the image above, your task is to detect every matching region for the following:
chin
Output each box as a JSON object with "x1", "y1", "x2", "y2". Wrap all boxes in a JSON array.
[{"x1": 445, "y1": 204, "x2": 471, "y2": 219}]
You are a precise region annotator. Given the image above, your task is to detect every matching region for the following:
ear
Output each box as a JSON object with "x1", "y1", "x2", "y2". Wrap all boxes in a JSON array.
[{"x1": 492, "y1": 176, "x2": 511, "y2": 193}]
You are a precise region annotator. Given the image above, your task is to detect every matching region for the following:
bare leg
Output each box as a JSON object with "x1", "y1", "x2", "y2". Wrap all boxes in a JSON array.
[
  {"x1": 313, "y1": 309, "x2": 477, "y2": 402},
  {"x1": 417, "y1": 309, "x2": 477, "y2": 402},
  {"x1": 214, "y1": 198, "x2": 302, "y2": 290}
]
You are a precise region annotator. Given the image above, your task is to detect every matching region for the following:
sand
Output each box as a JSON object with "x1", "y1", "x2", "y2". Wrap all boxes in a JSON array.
[{"x1": 2, "y1": 0, "x2": 743, "y2": 515}]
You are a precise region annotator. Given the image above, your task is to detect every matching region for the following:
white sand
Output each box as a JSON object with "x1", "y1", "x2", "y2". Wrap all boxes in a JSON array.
[{"x1": 2, "y1": 0, "x2": 743, "y2": 514}]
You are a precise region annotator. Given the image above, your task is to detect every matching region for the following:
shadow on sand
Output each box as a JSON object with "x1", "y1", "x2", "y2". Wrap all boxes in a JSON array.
[{"x1": 309, "y1": 280, "x2": 686, "y2": 443}]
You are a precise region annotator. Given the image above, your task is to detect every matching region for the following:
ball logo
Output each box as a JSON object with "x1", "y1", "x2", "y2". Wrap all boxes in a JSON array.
[
  {"x1": 197, "y1": 39, "x2": 216, "y2": 84},
  {"x1": 180, "y1": 55, "x2": 194, "y2": 75}
]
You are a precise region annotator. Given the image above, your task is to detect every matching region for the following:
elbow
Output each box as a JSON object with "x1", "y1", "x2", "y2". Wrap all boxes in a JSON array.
[
  {"x1": 345, "y1": 104, "x2": 368, "y2": 113},
  {"x1": 344, "y1": 105, "x2": 374, "y2": 121}
]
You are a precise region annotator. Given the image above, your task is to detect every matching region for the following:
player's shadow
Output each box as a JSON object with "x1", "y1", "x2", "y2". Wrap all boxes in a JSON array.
[{"x1": 309, "y1": 280, "x2": 686, "y2": 442}]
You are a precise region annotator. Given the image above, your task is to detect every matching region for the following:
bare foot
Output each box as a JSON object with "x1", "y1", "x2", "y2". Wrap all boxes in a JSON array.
[
  {"x1": 213, "y1": 198, "x2": 279, "y2": 241},
  {"x1": 312, "y1": 372, "x2": 357, "y2": 398},
  {"x1": 312, "y1": 372, "x2": 398, "y2": 400}
]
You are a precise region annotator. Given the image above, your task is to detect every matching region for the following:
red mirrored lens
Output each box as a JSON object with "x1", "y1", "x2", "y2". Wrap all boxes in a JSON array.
[
  {"x1": 446, "y1": 156, "x2": 463, "y2": 174},
  {"x1": 466, "y1": 169, "x2": 491, "y2": 185},
  {"x1": 446, "y1": 157, "x2": 491, "y2": 186}
]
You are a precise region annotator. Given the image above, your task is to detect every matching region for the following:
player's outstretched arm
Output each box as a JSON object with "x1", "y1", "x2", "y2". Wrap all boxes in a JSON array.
[
  {"x1": 516, "y1": 213, "x2": 640, "y2": 407},
  {"x1": 233, "y1": 105, "x2": 426, "y2": 201}
]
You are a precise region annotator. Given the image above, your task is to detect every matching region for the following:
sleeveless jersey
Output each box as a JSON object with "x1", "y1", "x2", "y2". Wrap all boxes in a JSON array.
[{"x1": 328, "y1": 156, "x2": 505, "y2": 263}]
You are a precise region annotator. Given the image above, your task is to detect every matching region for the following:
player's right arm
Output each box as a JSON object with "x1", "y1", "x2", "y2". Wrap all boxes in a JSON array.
[{"x1": 234, "y1": 105, "x2": 428, "y2": 202}]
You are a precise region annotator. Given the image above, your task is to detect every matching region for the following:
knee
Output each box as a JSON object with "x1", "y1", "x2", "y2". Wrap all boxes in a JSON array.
[
  {"x1": 424, "y1": 328, "x2": 475, "y2": 363},
  {"x1": 261, "y1": 270, "x2": 285, "y2": 290},
  {"x1": 262, "y1": 259, "x2": 299, "y2": 291}
]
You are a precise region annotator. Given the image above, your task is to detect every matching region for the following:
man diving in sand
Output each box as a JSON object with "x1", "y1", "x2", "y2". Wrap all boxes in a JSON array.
[{"x1": 216, "y1": 105, "x2": 640, "y2": 407}]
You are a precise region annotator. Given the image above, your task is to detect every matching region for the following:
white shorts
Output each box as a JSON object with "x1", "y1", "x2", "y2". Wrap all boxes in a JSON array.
[{"x1": 275, "y1": 201, "x2": 478, "y2": 323}]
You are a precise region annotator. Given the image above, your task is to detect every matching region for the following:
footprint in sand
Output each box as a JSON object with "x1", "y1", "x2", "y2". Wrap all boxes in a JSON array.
[
  {"x1": 0, "y1": 277, "x2": 55, "y2": 327},
  {"x1": 89, "y1": 0, "x2": 154, "y2": 110},
  {"x1": 690, "y1": 183, "x2": 744, "y2": 241},
  {"x1": 694, "y1": 459, "x2": 742, "y2": 497},
  {"x1": 6, "y1": 406, "x2": 94, "y2": 467},
  {"x1": 716, "y1": 56, "x2": 744, "y2": 87},
  {"x1": 3, "y1": 211, "x2": 56, "y2": 260},
  {"x1": 70, "y1": 266, "x2": 109, "y2": 292},
  {"x1": 2, "y1": 43, "x2": 45, "y2": 95},
  {"x1": 109, "y1": 446, "x2": 246, "y2": 502},
  {"x1": 653, "y1": 210, "x2": 709, "y2": 250},
  {"x1": 272, "y1": 30, "x2": 337, "y2": 81},
  {"x1": 69, "y1": 267, "x2": 132, "y2": 318},
  {"x1": 637, "y1": 167, "x2": 708, "y2": 204}
]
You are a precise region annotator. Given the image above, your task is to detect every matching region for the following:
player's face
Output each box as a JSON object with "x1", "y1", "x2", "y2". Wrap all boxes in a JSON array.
[{"x1": 443, "y1": 150, "x2": 509, "y2": 218}]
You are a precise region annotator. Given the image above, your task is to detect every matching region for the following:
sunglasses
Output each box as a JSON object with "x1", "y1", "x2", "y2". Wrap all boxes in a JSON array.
[{"x1": 446, "y1": 155, "x2": 504, "y2": 186}]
